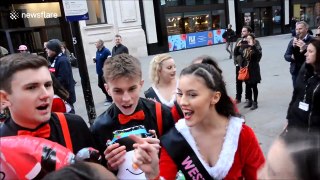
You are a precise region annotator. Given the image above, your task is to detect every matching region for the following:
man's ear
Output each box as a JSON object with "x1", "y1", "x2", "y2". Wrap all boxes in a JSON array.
[
  {"x1": 104, "y1": 83, "x2": 111, "y2": 95},
  {"x1": 210, "y1": 91, "x2": 221, "y2": 105},
  {"x1": 140, "y1": 79, "x2": 144, "y2": 87},
  {"x1": 0, "y1": 90, "x2": 11, "y2": 109}
]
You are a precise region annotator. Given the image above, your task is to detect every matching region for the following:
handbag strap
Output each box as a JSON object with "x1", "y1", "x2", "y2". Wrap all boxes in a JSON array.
[{"x1": 245, "y1": 60, "x2": 250, "y2": 67}]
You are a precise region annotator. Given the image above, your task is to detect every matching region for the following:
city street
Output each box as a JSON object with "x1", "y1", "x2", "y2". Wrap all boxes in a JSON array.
[{"x1": 73, "y1": 33, "x2": 296, "y2": 154}]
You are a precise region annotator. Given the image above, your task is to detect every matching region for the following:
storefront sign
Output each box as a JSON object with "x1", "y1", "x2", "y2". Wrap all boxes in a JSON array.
[
  {"x1": 168, "y1": 30, "x2": 225, "y2": 51},
  {"x1": 168, "y1": 34, "x2": 187, "y2": 51},
  {"x1": 213, "y1": 29, "x2": 225, "y2": 44},
  {"x1": 186, "y1": 31, "x2": 213, "y2": 48},
  {"x1": 62, "y1": 0, "x2": 89, "y2": 22}
]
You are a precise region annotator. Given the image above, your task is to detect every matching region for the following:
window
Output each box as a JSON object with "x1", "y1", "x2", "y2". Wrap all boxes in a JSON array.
[
  {"x1": 163, "y1": 0, "x2": 184, "y2": 6},
  {"x1": 186, "y1": 0, "x2": 224, "y2": 5},
  {"x1": 85, "y1": 0, "x2": 107, "y2": 25},
  {"x1": 165, "y1": 10, "x2": 226, "y2": 35},
  {"x1": 166, "y1": 13, "x2": 184, "y2": 35},
  {"x1": 184, "y1": 12, "x2": 211, "y2": 33},
  {"x1": 212, "y1": 10, "x2": 225, "y2": 29}
]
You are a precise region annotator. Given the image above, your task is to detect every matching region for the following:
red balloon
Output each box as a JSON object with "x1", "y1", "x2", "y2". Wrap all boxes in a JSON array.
[{"x1": 0, "y1": 136, "x2": 74, "y2": 180}]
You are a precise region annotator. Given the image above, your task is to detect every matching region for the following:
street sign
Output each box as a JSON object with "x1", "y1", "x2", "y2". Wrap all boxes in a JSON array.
[
  {"x1": 62, "y1": 0, "x2": 89, "y2": 22},
  {"x1": 61, "y1": 1, "x2": 96, "y2": 125}
]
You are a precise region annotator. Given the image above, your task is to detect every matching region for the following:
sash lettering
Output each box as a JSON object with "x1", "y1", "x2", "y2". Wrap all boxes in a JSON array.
[{"x1": 182, "y1": 156, "x2": 205, "y2": 180}]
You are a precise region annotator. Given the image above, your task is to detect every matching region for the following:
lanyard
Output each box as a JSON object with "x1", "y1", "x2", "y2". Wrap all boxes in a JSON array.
[{"x1": 303, "y1": 74, "x2": 320, "y2": 102}]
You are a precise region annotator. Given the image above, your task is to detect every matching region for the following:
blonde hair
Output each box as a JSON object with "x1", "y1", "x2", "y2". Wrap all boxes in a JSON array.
[{"x1": 149, "y1": 53, "x2": 172, "y2": 84}]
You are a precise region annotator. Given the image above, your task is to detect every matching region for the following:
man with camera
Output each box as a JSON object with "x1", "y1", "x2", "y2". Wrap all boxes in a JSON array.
[
  {"x1": 233, "y1": 26, "x2": 262, "y2": 104},
  {"x1": 284, "y1": 21, "x2": 313, "y2": 88}
]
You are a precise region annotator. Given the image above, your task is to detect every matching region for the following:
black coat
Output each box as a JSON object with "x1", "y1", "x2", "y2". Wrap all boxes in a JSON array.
[
  {"x1": 50, "y1": 53, "x2": 76, "y2": 105},
  {"x1": 91, "y1": 98, "x2": 175, "y2": 165},
  {"x1": 287, "y1": 63, "x2": 320, "y2": 132},
  {"x1": 243, "y1": 45, "x2": 262, "y2": 84},
  {"x1": 284, "y1": 35, "x2": 313, "y2": 76},
  {"x1": 0, "y1": 113, "x2": 95, "y2": 154},
  {"x1": 111, "y1": 44, "x2": 129, "y2": 57}
]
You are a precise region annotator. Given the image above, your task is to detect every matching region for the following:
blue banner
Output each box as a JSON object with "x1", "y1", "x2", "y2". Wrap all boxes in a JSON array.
[
  {"x1": 186, "y1": 31, "x2": 213, "y2": 48},
  {"x1": 168, "y1": 34, "x2": 187, "y2": 52},
  {"x1": 213, "y1": 29, "x2": 225, "y2": 44}
]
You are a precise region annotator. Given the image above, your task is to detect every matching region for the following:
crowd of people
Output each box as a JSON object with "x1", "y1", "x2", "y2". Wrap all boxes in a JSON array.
[{"x1": 1, "y1": 22, "x2": 320, "y2": 180}]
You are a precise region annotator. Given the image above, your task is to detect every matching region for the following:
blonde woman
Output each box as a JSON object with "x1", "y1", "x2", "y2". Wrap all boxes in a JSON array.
[{"x1": 144, "y1": 53, "x2": 182, "y2": 121}]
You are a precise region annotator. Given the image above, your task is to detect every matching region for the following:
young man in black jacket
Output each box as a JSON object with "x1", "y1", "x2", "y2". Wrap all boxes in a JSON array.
[
  {"x1": 111, "y1": 34, "x2": 129, "y2": 57},
  {"x1": 0, "y1": 53, "x2": 94, "y2": 154},
  {"x1": 46, "y1": 39, "x2": 76, "y2": 109},
  {"x1": 91, "y1": 54, "x2": 174, "y2": 179},
  {"x1": 222, "y1": 24, "x2": 237, "y2": 59}
]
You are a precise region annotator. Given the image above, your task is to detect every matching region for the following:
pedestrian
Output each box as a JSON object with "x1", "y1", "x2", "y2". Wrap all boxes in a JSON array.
[
  {"x1": 285, "y1": 38, "x2": 320, "y2": 132},
  {"x1": 61, "y1": 42, "x2": 71, "y2": 58},
  {"x1": 90, "y1": 54, "x2": 175, "y2": 179},
  {"x1": 192, "y1": 55, "x2": 240, "y2": 114},
  {"x1": 284, "y1": 21, "x2": 313, "y2": 88},
  {"x1": 290, "y1": 17, "x2": 297, "y2": 37},
  {"x1": 111, "y1": 34, "x2": 129, "y2": 57},
  {"x1": 51, "y1": 73, "x2": 73, "y2": 113},
  {"x1": 242, "y1": 34, "x2": 262, "y2": 110},
  {"x1": 46, "y1": 39, "x2": 76, "y2": 111},
  {"x1": 0, "y1": 46, "x2": 9, "y2": 58},
  {"x1": 93, "y1": 39, "x2": 112, "y2": 106},
  {"x1": 316, "y1": 26, "x2": 320, "y2": 37},
  {"x1": 0, "y1": 53, "x2": 94, "y2": 154},
  {"x1": 144, "y1": 53, "x2": 182, "y2": 122},
  {"x1": 131, "y1": 63, "x2": 265, "y2": 180},
  {"x1": 61, "y1": 42, "x2": 77, "y2": 68},
  {"x1": 222, "y1": 24, "x2": 237, "y2": 59},
  {"x1": 17, "y1": 44, "x2": 29, "y2": 53},
  {"x1": 234, "y1": 26, "x2": 262, "y2": 103}
]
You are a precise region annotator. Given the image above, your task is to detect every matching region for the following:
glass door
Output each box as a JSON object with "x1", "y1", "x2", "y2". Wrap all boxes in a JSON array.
[{"x1": 253, "y1": 7, "x2": 273, "y2": 37}]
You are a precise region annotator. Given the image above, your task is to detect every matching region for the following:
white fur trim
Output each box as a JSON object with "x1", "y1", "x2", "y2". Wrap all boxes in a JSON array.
[
  {"x1": 175, "y1": 117, "x2": 244, "y2": 179},
  {"x1": 152, "y1": 85, "x2": 175, "y2": 107}
]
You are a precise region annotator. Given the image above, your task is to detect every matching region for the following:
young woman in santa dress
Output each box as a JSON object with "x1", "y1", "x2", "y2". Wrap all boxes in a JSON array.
[{"x1": 132, "y1": 62, "x2": 265, "y2": 180}]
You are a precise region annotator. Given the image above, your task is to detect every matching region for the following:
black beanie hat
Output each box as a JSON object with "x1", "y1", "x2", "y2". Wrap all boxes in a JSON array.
[{"x1": 46, "y1": 39, "x2": 62, "y2": 53}]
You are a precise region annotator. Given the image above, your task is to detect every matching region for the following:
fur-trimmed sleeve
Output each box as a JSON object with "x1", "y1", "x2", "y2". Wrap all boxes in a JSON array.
[{"x1": 240, "y1": 125, "x2": 265, "y2": 179}]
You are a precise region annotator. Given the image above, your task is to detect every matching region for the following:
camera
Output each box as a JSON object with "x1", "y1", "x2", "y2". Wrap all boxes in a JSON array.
[{"x1": 241, "y1": 40, "x2": 248, "y2": 45}]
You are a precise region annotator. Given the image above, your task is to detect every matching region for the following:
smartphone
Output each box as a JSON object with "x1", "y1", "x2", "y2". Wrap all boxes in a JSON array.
[
  {"x1": 241, "y1": 40, "x2": 248, "y2": 45},
  {"x1": 106, "y1": 125, "x2": 155, "y2": 148}
]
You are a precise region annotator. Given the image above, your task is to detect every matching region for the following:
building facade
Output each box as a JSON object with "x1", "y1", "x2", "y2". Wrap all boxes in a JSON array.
[
  {"x1": 146, "y1": 0, "x2": 320, "y2": 54},
  {"x1": 1, "y1": 0, "x2": 319, "y2": 62},
  {"x1": 0, "y1": 0, "x2": 148, "y2": 65}
]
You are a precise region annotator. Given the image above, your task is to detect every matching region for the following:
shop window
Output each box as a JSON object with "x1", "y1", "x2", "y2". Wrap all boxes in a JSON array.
[
  {"x1": 240, "y1": 0, "x2": 278, "y2": 2},
  {"x1": 184, "y1": 12, "x2": 211, "y2": 33},
  {"x1": 293, "y1": 2, "x2": 320, "y2": 28},
  {"x1": 166, "y1": 13, "x2": 184, "y2": 35},
  {"x1": 163, "y1": 0, "x2": 184, "y2": 6},
  {"x1": 212, "y1": 10, "x2": 225, "y2": 29},
  {"x1": 186, "y1": 0, "x2": 224, "y2": 5},
  {"x1": 85, "y1": 0, "x2": 107, "y2": 25}
]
